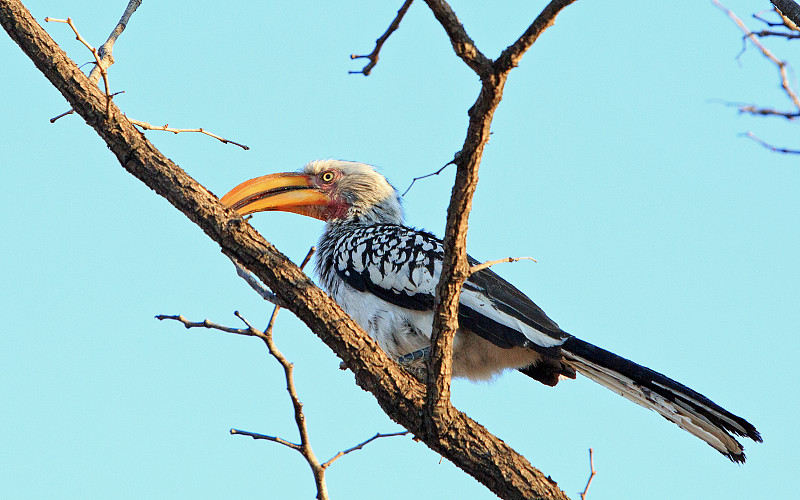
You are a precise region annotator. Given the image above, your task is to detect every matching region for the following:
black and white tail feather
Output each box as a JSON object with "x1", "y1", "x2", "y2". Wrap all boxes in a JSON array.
[{"x1": 560, "y1": 337, "x2": 761, "y2": 463}]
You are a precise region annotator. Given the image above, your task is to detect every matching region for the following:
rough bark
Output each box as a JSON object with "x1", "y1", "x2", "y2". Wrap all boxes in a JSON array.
[{"x1": 0, "y1": 1, "x2": 570, "y2": 498}]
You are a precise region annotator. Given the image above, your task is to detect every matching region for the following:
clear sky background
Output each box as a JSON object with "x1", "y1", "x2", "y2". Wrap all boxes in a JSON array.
[{"x1": 2, "y1": 1, "x2": 798, "y2": 499}]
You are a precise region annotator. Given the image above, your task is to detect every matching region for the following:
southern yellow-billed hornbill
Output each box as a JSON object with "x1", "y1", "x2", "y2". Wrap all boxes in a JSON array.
[{"x1": 221, "y1": 159, "x2": 761, "y2": 462}]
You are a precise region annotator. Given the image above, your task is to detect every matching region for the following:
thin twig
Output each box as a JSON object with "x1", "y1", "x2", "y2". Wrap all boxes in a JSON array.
[
  {"x1": 127, "y1": 118, "x2": 250, "y2": 150},
  {"x1": 350, "y1": 0, "x2": 414, "y2": 76},
  {"x1": 745, "y1": 131, "x2": 800, "y2": 153},
  {"x1": 579, "y1": 448, "x2": 596, "y2": 500},
  {"x1": 714, "y1": 0, "x2": 800, "y2": 113},
  {"x1": 155, "y1": 313, "x2": 265, "y2": 338},
  {"x1": 160, "y1": 248, "x2": 329, "y2": 498},
  {"x1": 48, "y1": 0, "x2": 141, "y2": 122},
  {"x1": 230, "y1": 428, "x2": 301, "y2": 450},
  {"x1": 321, "y1": 431, "x2": 410, "y2": 469},
  {"x1": 469, "y1": 256, "x2": 537, "y2": 275},
  {"x1": 45, "y1": 17, "x2": 111, "y2": 116},
  {"x1": 401, "y1": 159, "x2": 455, "y2": 196},
  {"x1": 738, "y1": 104, "x2": 800, "y2": 119}
]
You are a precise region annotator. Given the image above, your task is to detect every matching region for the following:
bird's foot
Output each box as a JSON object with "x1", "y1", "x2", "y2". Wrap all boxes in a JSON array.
[
  {"x1": 397, "y1": 347, "x2": 430, "y2": 366},
  {"x1": 397, "y1": 347, "x2": 430, "y2": 382}
]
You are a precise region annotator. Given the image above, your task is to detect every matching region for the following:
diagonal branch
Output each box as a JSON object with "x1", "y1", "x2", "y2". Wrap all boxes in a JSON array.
[
  {"x1": 48, "y1": 0, "x2": 141, "y2": 122},
  {"x1": 44, "y1": 17, "x2": 112, "y2": 116},
  {"x1": 422, "y1": 0, "x2": 492, "y2": 76},
  {"x1": 745, "y1": 131, "x2": 800, "y2": 154},
  {"x1": 349, "y1": 0, "x2": 414, "y2": 76},
  {"x1": 715, "y1": 0, "x2": 800, "y2": 113},
  {"x1": 495, "y1": 0, "x2": 578, "y2": 73},
  {"x1": 321, "y1": 431, "x2": 410, "y2": 469}
]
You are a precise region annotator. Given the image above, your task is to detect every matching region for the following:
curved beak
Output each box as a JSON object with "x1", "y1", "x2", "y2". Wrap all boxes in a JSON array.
[{"x1": 220, "y1": 172, "x2": 331, "y2": 220}]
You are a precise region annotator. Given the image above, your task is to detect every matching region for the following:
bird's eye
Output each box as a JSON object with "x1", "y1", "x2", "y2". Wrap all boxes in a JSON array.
[{"x1": 320, "y1": 171, "x2": 335, "y2": 183}]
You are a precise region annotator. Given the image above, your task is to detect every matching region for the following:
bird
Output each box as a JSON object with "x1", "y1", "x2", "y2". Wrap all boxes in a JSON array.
[{"x1": 220, "y1": 159, "x2": 761, "y2": 462}]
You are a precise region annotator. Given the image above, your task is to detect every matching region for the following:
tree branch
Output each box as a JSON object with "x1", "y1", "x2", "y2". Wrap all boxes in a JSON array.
[
  {"x1": 579, "y1": 448, "x2": 596, "y2": 500},
  {"x1": 349, "y1": 0, "x2": 414, "y2": 76},
  {"x1": 422, "y1": 0, "x2": 578, "y2": 449},
  {"x1": 469, "y1": 256, "x2": 537, "y2": 275},
  {"x1": 422, "y1": 0, "x2": 492, "y2": 76},
  {"x1": 321, "y1": 431, "x2": 410, "y2": 469},
  {"x1": 127, "y1": 118, "x2": 250, "y2": 150},
  {"x1": 48, "y1": 0, "x2": 141, "y2": 122},
  {"x1": 715, "y1": 0, "x2": 800, "y2": 113},
  {"x1": 0, "y1": 2, "x2": 570, "y2": 498},
  {"x1": 745, "y1": 131, "x2": 800, "y2": 154}
]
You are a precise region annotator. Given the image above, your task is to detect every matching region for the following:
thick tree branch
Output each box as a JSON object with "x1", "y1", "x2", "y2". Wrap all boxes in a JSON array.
[
  {"x1": 495, "y1": 0, "x2": 578, "y2": 73},
  {"x1": 422, "y1": 0, "x2": 492, "y2": 76},
  {"x1": 422, "y1": 0, "x2": 578, "y2": 445},
  {"x1": 0, "y1": 2, "x2": 569, "y2": 498}
]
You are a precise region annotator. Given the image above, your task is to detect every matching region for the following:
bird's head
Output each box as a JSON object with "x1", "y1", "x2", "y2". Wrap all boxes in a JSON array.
[{"x1": 220, "y1": 160, "x2": 403, "y2": 224}]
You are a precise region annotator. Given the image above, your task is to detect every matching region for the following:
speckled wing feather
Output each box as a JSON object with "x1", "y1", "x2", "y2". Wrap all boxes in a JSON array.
[{"x1": 326, "y1": 223, "x2": 567, "y2": 350}]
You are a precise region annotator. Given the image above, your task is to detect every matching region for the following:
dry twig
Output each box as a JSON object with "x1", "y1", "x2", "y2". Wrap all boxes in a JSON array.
[
  {"x1": 44, "y1": 17, "x2": 112, "y2": 116},
  {"x1": 745, "y1": 131, "x2": 800, "y2": 154},
  {"x1": 714, "y1": 1, "x2": 800, "y2": 116},
  {"x1": 349, "y1": 0, "x2": 414, "y2": 76},
  {"x1": 160, "y1": 247, "x2": 409, "y2": 499},
  {"x1": 469, "y1": 256, "x2": 537, "y2": 275},
  {"x1": 127, "y1": 118, "x2": 250, "y2": 150},
  {"x1": 401, "y1": 159, "x2": 455, "y2": 196},
  {"x1": 579, "y1": 448, "x2": 597, "y2": 500}
]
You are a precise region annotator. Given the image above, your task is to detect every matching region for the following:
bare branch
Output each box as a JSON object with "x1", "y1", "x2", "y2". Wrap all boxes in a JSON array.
[
  {"x1": 155, "y1": 313, "x2": 264, "y2": 338},
  {"x1": 422, "y1": 0, "x2": 580, "y2": 449},
  {"x1": 48, "y1": 1, "x2": 140, "y2": 122},
  {"x1": 94, "y1": 0, "x2": 142, "y2": 74},
  {"x1": 349, "y1": 0, "x2": 414, "y2": 76},
  {"x1": 321, "y1": 431, "x2": 410, "y2": 469},
  {"x1": 44, "y1": 17, "x2": 111, "y2": 116},
  {"x1": 229, "y1": 257, "x2": 285, "y2": 307},
  {"x1": 469, "y1": 256, "x2": 537, "y2": 275},
  {"x1": 422, "y1": 0, "x2": 491, "y2": 76},
  {"x1": 714, "y1": 0, "x2": 800, "y2": 113},
  {"x1": 401, "y1": 159, "x2": 454, "y2": 196},
  {"x1": 745, "y1": 131, "x2": 800, "y2": 154},
  {"x1": 126, "y1": 118, "x2": 250, "y2": 150},
  {"x1": 579, "y1": 448, "x2": 597, "y2": 500},
  {"x1": 230, "y1": 428, "x2": 301, "y2": 451},
  {"x1": 738, "y1": 104, "x2": 800, "y2": 119}
]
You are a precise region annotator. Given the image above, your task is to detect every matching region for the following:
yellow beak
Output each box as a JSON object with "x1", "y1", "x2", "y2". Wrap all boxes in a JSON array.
[{"x1": 220, "y1": 172, "x2": 331, "y2": 220}]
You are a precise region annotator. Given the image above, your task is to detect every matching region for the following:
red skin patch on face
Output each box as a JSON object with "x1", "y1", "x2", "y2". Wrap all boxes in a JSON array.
[{"x1": 322, "y1": 198, "x2": 350, "y2": 220}]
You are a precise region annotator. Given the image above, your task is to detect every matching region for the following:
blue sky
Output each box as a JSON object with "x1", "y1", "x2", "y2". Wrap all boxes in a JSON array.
[{"x1": 2, "y1": 1, "x2": 798, "y2": 498}]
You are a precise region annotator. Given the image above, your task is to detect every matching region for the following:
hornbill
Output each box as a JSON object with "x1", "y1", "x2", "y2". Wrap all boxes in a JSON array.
[{"x1": 220, "y1": 159, "x2": 761, "y2": 462}]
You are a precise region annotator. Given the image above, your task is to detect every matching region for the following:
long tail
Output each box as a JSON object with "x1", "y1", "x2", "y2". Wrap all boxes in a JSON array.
[{"x1": 560, "y1": 336, "x2": 762, "y2": 463}]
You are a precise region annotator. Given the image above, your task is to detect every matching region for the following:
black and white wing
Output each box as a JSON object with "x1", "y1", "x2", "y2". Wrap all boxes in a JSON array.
[{"x1": 322, "y1": 224, "x2": 568, "y2": 351}]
